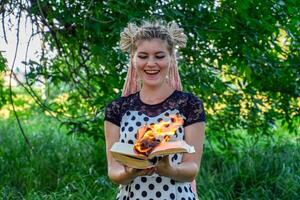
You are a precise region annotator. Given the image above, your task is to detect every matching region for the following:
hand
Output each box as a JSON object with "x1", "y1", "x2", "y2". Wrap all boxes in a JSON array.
[
  {"x1": 154, "y1": 155, "x2": 176, "y2": 178},
  {"x1": 124, "y1": 166, "x2": 155, "y2": 179}
]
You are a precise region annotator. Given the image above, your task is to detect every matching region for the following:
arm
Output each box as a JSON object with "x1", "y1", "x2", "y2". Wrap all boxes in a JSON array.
[
  {"x1": 104, "y1": 121, "x2": 155, "y2": 185},
  {"x1": 155, "y1": 122, "x2": 205, "y2": 182},
  {"x1": 105, "y1": 120, "x2": 134, "y2": 185}
]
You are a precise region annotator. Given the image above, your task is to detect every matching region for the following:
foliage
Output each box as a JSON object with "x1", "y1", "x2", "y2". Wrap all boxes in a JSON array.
[
  {"x1": 0, "y1": 112, "x2": 299, "y2": 199},
  {"x1": 0, "y1": 52, "x2": 6, "y2": 71},
  {"x1": 0, "y1": 1, "x2": 299, "y2": 142},
  {"x1": 0, "y1": 53, "x2": 9, "y2": 108}
]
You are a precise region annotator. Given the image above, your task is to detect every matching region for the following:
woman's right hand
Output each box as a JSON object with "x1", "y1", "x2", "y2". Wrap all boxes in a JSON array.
[
  {"x1": 124, "y1": 166, "x2": 155, "y2": 180},
  {"x1": 105, "y1": 121, "x2": 156, "y2": 184}
]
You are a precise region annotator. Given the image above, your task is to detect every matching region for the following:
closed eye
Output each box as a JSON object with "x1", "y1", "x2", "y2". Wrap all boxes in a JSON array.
[
  {"x1": 138, "y1": 55, "x2": 147, "y2": 59},
  {"x1": 156, "y1": 55, "x2": 165, "y2": 59}
]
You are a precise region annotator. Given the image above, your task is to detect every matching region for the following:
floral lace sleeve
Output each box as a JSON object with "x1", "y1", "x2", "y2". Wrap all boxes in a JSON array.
[
  {"x1": 183, "y1": 94, "x2": 205, "y2": 127},
  {"x1": 104, "y1": 98, "x2": 123, "y2": 127}
]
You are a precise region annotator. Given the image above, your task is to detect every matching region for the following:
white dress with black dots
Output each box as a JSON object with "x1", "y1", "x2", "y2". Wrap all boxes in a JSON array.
[{"x1": 105, "y1": 90, "x2": 205, "y2": 200}]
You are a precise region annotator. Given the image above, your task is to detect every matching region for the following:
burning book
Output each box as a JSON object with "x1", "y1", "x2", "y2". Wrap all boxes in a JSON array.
[{"x1": 110, "y1": 114, "x2": 195, "y2": 169}]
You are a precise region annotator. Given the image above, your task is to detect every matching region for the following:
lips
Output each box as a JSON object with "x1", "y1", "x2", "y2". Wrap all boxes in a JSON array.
[{"x1": 144, "y1": 70, "x2": 160, "y2": 75}]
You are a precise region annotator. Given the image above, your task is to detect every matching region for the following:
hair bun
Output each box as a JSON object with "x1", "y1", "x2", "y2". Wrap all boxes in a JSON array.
[
  {"x1": 120, "y1": 23, "x2": 139, "y2": 52},
  {"x1": 119, "y1": 21, "x2": 187, "y2": 53},
  {"x1": 167, "y1": 21, "x2": 187, "y2": 49}
]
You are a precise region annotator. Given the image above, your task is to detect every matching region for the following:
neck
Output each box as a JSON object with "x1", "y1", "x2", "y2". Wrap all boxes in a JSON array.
[{"x1": 139, "y1": 82, "x2": 175, "y2": 104}]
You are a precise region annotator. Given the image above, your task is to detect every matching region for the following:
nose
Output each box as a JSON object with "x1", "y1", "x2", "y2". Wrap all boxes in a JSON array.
[{"x1": 146, "y1": 56, "x2": 157, "y2": 67}]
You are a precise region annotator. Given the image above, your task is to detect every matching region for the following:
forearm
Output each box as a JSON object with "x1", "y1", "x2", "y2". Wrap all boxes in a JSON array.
[{"x1": 168, "y1": 162, "x2": 199, "y2": 182}]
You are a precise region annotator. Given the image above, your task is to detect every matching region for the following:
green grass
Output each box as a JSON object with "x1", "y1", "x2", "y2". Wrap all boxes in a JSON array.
[
  {"x1": 0, "y1": 114, "x2": 116, "y2": 200},
  {"x1": 0, "y1": 111, "x2": 299, "y2": 200},
  {"x1": 198, "y1": 137, "x2": 300, "y2": 199}
]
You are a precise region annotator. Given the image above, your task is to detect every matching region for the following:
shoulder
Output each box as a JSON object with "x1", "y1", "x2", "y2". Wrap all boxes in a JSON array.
[
  {"x1": 104, "y1": 92, "x2": 138, "y2": 126},
  {"x1": 175, "y1": 90, "x2": 206, "y2": 126},
  {"x1": 175, "y1": 90, "x2": 204, "y2": 106},
  {"x1": 107, "y1": 92, "x2": 137, "y2": 106},
  {"x1": 105, "y1": 91, "x2": 139, "y2": 113},
  {"x1": 105, "y1": 96, "x2": 124, "y2": 110}
]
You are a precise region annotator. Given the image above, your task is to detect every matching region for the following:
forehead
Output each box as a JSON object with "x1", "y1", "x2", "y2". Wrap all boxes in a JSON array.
[{"x1": 135, "y1": 39, "x2": 169, "y2": 53}]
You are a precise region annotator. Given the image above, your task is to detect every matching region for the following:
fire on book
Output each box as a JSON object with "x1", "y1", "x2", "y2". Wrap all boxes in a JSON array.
[{"x1": 133, "y1": 114, "x2": 184, "y2": 157}]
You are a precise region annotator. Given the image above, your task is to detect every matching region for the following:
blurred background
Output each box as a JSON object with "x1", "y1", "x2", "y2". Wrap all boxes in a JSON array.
[{"x1": 0, "y1": 0, "x2": 299, "y2": 199}]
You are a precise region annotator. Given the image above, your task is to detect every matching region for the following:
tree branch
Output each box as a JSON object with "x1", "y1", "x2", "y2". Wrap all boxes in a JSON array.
[{"x1": 9, "y1": 9, "x2": 32, "y2": 152}]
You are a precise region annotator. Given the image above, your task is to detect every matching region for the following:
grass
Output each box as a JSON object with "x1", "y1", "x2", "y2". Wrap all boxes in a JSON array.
[
  {"x1": 0, "y1": 108, "x2": 299, "y2": 199},
  {"x1": 0, "y1": 114, "x2": 116, "y2": 200},
  {"x1": 198, "y1": 137, "x2": 300, "y2": 199}
]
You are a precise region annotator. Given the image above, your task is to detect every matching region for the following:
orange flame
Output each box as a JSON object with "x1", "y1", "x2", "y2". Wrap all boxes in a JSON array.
[{"x1": 133, "y1": 114, "x2": 184, "y2": 156}]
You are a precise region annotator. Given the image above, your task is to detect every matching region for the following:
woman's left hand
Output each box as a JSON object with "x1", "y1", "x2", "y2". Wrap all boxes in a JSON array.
[{"x1": 154, "y1": 155, "x2": 176, "y2": 178}]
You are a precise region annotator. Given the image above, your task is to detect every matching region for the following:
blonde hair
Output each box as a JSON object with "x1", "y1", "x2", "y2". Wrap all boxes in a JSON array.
[{"x1": 120, "y1": 20, "x2": 187, "y2": 97}]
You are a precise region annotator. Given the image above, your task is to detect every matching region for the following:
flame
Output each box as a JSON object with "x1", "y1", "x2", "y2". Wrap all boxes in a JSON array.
[{"x1": 133, "y1": 114, "x2": 184, "y2": 156}]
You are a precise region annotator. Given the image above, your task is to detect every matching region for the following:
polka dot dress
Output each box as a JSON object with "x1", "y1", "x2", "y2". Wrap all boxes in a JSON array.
[{"x1": 104, "y1": 90, "x2": 205, "y2": 200}]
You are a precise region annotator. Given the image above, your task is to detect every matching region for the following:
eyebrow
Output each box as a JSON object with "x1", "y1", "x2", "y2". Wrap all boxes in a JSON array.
[{"x1": 138, "y1": 51, "x2": 166, "y2": 54}]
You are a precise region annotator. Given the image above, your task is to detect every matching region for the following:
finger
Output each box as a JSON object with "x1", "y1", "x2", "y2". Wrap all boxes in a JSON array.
[
  {"x1": 156, "y1": 156, "x2": 168, "y2": 167},
  {"x1": 124, "y1": 165, "x2": 131, "y2": 173},
  {"x1": 161, "y1": 155, "x2": 169, "y2": 161},
  {"x1": 140, "y1": 167, "x2": 153, "y2": 176},
  {"x1": 149, "y1": 167, "x2": 156, "y2": 174},
  {"x1": 125, "y1": 166, "x2": 136, "y2": 173},
  {"x1": 135, "y1": 170, "x2": 143, "y2": 176},
  {"x1": 154, "y1": 167, "x2": 161, "y2": 175},
  {"x1": 144, "y1": 168, "x2": 151, "y2": 175},
  {"x1": 146, "y1": 168, "x2": 155, "y2": 176},
  {"x1": 137, "y1": 168, "x2": 150, "y2": 176}
]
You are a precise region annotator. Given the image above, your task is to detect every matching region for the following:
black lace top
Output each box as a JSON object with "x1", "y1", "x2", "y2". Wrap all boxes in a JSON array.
[{"x1": 105, "y1": 90, "x2": 205, "y2": 127}]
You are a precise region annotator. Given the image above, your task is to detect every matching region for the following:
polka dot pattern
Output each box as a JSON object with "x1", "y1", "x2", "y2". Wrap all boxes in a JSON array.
[{"x1": 116, "y1": 109, "x2": 196, "y2": 199}]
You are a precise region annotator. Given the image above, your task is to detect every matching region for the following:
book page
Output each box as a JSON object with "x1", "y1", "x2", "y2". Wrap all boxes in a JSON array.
[
  {"x1": 149, "y1": 140, "x2": 195, "y2": 159},
  {"x1": 110, "y1": 142, "x2": 147, "y2": 159}
]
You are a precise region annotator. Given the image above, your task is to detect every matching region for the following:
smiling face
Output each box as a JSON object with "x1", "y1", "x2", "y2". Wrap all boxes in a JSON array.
[{"x1": 132, "y1": 38, "x2": 172, "y2": 88}]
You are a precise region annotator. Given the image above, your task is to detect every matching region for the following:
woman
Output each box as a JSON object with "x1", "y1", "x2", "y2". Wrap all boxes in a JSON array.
[{"x1": 104, "y1": 20, "x2": 205, "y2": 200}]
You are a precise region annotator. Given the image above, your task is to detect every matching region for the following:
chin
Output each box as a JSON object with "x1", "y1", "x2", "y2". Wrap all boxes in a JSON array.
[{"x1": 143, "y1": 80, "x2": 164, "y2": 88}]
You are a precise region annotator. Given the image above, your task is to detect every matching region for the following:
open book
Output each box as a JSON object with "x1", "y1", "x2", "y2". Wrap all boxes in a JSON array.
[{"x1": 110, "y1": 140, "x2": 195, "y2": 169}]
